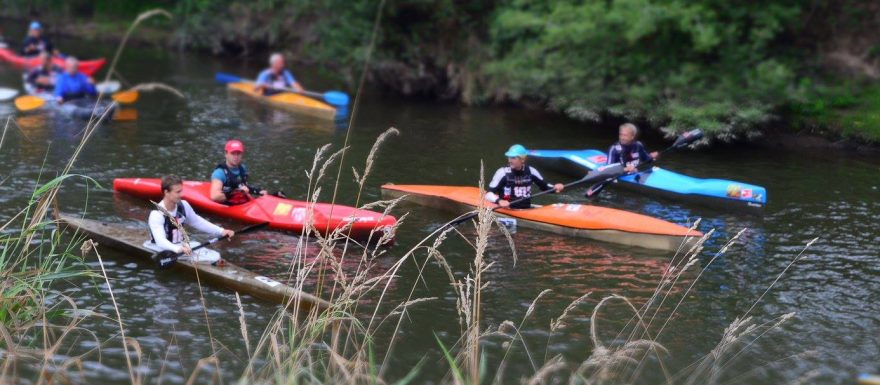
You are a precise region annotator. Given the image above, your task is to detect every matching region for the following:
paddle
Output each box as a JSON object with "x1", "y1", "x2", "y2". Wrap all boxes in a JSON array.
[
  {"x1": 110, "y1": 89, "x2": 139, "y2": 104},
  {"x1": 445, "y1": 163, "x2": 627, "y2": 228},
  {"x1": 151, "y1": 221, "x2": 269, "y2": 269},
  {"x1": 96, "y1": 80, "x2": 121, "y2": 94},
  {"x1": 584, "y1": 129, "x2": 704, "y2": 198},
  {"x1": 0, "y1": 87, "x2": 19, "y2": 101},
  {"x1": 14, "y1": 95, "x2": 46, "y2": 111},
  {"x1": 214, "y1": 72, "x2": 350, "y2": 107}
]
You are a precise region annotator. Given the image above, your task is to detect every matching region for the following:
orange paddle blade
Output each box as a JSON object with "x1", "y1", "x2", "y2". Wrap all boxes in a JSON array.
[
  {"x1": 111, "y1": 90, "x2": 139, "y2": 104},
  {"x1": 14, "y1": 95, "x2": 47, "y2": 111},
  {"x1": 112, "y1": 108, "x2": 138, "y2": 121}
]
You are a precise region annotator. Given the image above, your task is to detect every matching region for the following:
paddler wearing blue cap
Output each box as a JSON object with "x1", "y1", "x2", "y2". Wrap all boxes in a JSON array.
[
  {"x1": 485, "y1": 144, "x2": 564, "y2": 209},
  {"x1": 20, "y1": 21, "x2": 56, "y2": 57}
]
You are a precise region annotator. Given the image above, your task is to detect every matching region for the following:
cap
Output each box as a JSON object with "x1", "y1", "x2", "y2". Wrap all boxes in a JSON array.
[
  {"x1": 29, "y1": 21, "x2": 41, "y2": 30},
  {"x1": 225, "y1": 140, "x2": 244, "y2": 153},
  {"x1": 504, "y1": 144, "x2": 528, "y2": 158}
]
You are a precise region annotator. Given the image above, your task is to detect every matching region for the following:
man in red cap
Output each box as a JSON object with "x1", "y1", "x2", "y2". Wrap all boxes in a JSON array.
[{"x1": 209, "y1": 140, "x2": 268, "y2": 205}]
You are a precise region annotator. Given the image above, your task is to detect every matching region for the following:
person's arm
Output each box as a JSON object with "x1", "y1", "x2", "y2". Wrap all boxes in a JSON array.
[
  {"x1": 53, "y1": 75, "x2": 65, "y2": 101},
  {"x1": 607, "y1": 145, "x2": 621, "y2": 165},
  {"x1": 285, "y1": 71, "x2": 303, "y2": 92},
  {"x1": 209, "y1": 169, "x2": 227, "y2": 202},
  {"x1": 180, "y1": 201, "x2": 225, "y2": 236},
  {"x1": 254, "y1": 70, "x2": 269, "y2": 93},
  {"x1": 637, "y1": 142, "x2": 654, "y2": 162},
  {"x1": 81, "y1": 75, "x2": 97, "y2": 95},
  {"x1": 148, "y1": 211, "x2": 184, "y2": 253},
  {"x1": 529, "y1": 166, "x2": 562, "y2": 192},
  {"x1": 484, "y1": 168, "x2": 508, "y2": 206}
]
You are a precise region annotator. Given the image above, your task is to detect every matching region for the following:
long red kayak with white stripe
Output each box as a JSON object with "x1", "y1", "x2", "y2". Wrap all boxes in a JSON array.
[{"x1": 114, "y1": 178, "x2": 396, "y2": 242}]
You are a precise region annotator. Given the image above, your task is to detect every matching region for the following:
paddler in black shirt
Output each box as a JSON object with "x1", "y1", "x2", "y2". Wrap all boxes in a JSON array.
[{"x1": 485, "y1": 144, "x2": 564, "y2": 209}]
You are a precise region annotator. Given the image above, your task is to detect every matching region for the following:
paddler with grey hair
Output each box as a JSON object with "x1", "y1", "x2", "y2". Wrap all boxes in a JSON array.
[
  {"x1": 254, "y1": 53, "x2": 304, "y2": 95},
  {"x1": 485, "y1": 144, "x2": 564, "y2": 209},
  {"x1": 607, "y1": 123, "x2": 659, "y2": 173},
  {"x1": 149, "y1": 175, "x2": 234, "y2": 257}
]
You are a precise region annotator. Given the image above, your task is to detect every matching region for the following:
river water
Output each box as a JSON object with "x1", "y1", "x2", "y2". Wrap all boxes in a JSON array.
[{"x1": 1, "y1": 37, "x2": 879, "y2": 384}]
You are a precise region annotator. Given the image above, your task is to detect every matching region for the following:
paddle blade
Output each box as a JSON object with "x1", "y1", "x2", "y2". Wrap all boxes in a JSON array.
[
  {"x1": 95, "y1": 81, "x2": 121, "y2": 94},
  {"x1": 323, "y1": 91, "x2": 350, "y2": 106},
  {"x1": 0, "y1": 88, "x2": 19, "y2": 101},
  {"x1": 111, "y1": 90, "x2": 139, "y2": 104},
  {"x1": 14, "y1": 95, "x2": 47, "y2": 111},
  {"x1": 584, "y1": 163, "x2": 626, "y2": 184},
  {"x1": 215, "y1": 72, "x2": 244, "y2": 84},
  {"x1": 153, "y1": 250, "x2": 179, "y2": 270},
  {"x1": 112, "y1": 108, "x2": 138, "y2": 121},
  {"x1": 672, "y1": 129, "x2": 704, "y2": 148}
]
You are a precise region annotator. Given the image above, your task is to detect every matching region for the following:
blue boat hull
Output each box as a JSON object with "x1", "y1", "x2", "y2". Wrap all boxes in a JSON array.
[{"x1": 528, "y1": 149, "x2": 767, "y2": 215}]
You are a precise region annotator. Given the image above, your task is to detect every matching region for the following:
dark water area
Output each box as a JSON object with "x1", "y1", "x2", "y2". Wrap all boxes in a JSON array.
[{"x1": 1, "y1": 33, "x2": 879, "y2": 384}]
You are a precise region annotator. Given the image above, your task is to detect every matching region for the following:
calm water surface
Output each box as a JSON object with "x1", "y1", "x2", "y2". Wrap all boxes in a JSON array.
[{"x1": 1, "y1": 38, "x2": 879, "y2": 384}]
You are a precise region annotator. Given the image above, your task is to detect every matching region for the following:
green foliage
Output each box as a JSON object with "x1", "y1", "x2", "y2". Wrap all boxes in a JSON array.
[{"x1": 486, "y1": 0, "x2": 807, "y2": 140}]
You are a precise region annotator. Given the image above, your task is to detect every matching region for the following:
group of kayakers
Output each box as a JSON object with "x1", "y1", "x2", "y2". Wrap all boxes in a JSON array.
[
  {"x1": 487, "y1": 123, "x2": 657, "y2": 208},
  {"x1": 10, "y1": 21, "x2": 99, "y2": 103}
]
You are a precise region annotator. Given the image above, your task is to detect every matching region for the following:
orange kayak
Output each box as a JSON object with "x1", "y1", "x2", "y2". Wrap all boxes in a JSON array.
[
  {"x1": 226, "y1": 82, "x2": 337, "y2": 120},
  {"x1": 381, "y1": 184, "x2": 703, "y2": 251}
]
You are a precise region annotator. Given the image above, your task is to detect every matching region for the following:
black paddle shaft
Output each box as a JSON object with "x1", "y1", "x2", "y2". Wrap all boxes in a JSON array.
[
  {"x1": 152, "y1": 221, "x2": 269, "y2": 269},
  {"x1": 585, "y1": 129, "x2": 704, "y2": 197}
]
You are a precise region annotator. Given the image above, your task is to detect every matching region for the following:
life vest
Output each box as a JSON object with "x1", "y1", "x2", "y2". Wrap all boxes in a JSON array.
[
  {"x1": 215, "y1": 163, "x2": 250, "y2": 205},
  {"x1": 150, "y1": 203, "x2": 186, "y2": 244},
  {"x1": 501, "y1": 166, "x2": 535, "y2": 202}
]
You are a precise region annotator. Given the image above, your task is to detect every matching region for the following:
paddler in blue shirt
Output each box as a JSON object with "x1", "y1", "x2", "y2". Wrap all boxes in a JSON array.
[
  {"x1": 485, "y1": 144, "x2": 564, "y2": 209},
  {"x1": 53, "y1": 57, "x2": 97, "y2": 103},
  {"x1": 607, "y1": 123, "x2": 659, "y2": 173},
  {"x1": 254, "y1": 53, "x2": 304, "y2": 96},
  {"x1": 209, "y1": 140, "x2": 269, "y2": 205}
]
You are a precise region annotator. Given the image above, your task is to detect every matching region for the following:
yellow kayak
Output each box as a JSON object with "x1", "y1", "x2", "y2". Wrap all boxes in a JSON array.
[{"x1": 227, "y1": 82, "x2": 337, "y2": 120}]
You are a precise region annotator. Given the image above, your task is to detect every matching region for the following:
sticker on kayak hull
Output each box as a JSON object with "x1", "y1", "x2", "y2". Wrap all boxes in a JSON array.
[
  {"x1": 255, "y1": 276, "x2": 281, "y2": 287},
  {"x1": 273, "y1": 203, "x2": 293, "y2": 216},
  {"x1": 497, "y1": 218, "x2": 517, "y2": 232}
]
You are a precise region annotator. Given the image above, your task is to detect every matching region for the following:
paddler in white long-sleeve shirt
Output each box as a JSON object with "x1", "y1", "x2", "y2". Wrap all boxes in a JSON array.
[{"x1": 148, "y1": 175, "x2": 234, "y2": 256}]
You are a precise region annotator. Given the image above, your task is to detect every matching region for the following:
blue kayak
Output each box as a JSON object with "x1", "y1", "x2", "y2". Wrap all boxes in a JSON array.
[{"x1": 527, "y1": 148, "x2": 767, "y2": 214}]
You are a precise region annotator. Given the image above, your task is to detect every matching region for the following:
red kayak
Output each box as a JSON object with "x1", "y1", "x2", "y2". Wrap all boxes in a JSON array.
[
  {"x1": 0, "y1": 48, "x2": 106, "y2": 76},
  {"x1": 113, "y1": 178, "x2": 397, "y2": 242}
]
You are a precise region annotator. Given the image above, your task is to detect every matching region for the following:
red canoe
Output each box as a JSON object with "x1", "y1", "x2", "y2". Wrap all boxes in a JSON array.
[
  {"x1": 114, "y1": 178, "x2": 397, "y2": 242},
  {"x1": 0, "y1": 48, "x2": 106, "y2": 76}
]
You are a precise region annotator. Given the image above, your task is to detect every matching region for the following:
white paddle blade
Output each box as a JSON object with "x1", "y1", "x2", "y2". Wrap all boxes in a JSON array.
[
  {"x1": 0, "y1": 88, "x2": 20, "y2": 101},
  {"x1": 96, "y1": 81, "x2": 121, "y2": 94}
]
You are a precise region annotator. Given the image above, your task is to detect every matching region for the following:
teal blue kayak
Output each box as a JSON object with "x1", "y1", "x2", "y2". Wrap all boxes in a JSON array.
[{"x1": 527, "y1": 148, "x2": 767, "y2": 214}]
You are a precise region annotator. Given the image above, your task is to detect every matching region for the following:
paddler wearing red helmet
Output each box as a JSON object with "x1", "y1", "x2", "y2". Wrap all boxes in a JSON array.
[{"x1": 210, "y1": 140, "x2": 268, "y2": 205}]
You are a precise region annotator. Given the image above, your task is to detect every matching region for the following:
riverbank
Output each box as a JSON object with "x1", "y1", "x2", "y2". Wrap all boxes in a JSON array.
[{"x1": 3, "y1": 0, "x2": 880, "y2": 149}]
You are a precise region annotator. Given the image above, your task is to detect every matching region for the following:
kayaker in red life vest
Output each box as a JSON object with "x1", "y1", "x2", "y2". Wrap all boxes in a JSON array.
[
  {"x1": 485, "y1": 144, "x2": 564, "y2": 209},
  {"x1": 254, "y1": 53, "x2": 304, "y2": 96},
  {"x1": 150, "y1": 175, "x2": 234, "y2": 256},
  {"x1": 209, "y1": 140, "x2": 268, "y2": 205},
  {"x1": 607, "y1": 123, "x2": 659, "y2": 173}
]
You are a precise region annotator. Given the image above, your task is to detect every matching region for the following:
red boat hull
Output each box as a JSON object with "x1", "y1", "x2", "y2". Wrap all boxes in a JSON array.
[
  {"x1": 114, "y1": 178, "x2": 396, "y2": 241},
  {"x1": 0, "y1": 48, "x2": 106, "y2": 76}
]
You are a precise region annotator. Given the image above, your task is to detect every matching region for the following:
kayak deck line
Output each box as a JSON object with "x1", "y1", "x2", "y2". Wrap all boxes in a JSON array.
[
  {"x1": 381, "y1": 184, "x2": 703, "y2": 252},
  {"x1": 527, "y1": 148, "x2": 767, "y2": 215},
  {"x1": 57, "y1": 213, "x2": 330, "y2": 312},
  {"x1": 226, "y1": 82, "x2": 337, "y2": 120}
]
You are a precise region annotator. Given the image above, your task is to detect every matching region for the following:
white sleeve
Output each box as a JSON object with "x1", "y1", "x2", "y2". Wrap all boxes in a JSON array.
[
  {"x1": 484, "y1": 168, "x2": 507, "y2": 203},
  {"x1": 181, "y1": 201, "x2": 224, "y2": 236},
  {"x1": 148, "y1": 211, "x2": 182, "y2": 253}
]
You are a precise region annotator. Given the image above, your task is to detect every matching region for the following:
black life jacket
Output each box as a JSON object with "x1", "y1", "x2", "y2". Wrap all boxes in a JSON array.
[
  {"x1": 215, "y1": 163, "x2": 250, "y2": 204},
  {"x1": 150, "y1": 203, "x2": 186, "y2": 244},
  {"x1": 501, "y1": 164, "x2": 537, "y2": 209}
]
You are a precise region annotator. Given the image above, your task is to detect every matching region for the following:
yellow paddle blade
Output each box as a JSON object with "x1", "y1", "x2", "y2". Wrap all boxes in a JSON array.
[
  {"x1": 14, "y1": 95, "x2": 47, "y2": 111},
  {"x1": 112, "y1": 108, "x2": 138, "y2": 121},
  {"x1": 111, "y1": 90, "x2": 139, "y2": 104}
]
